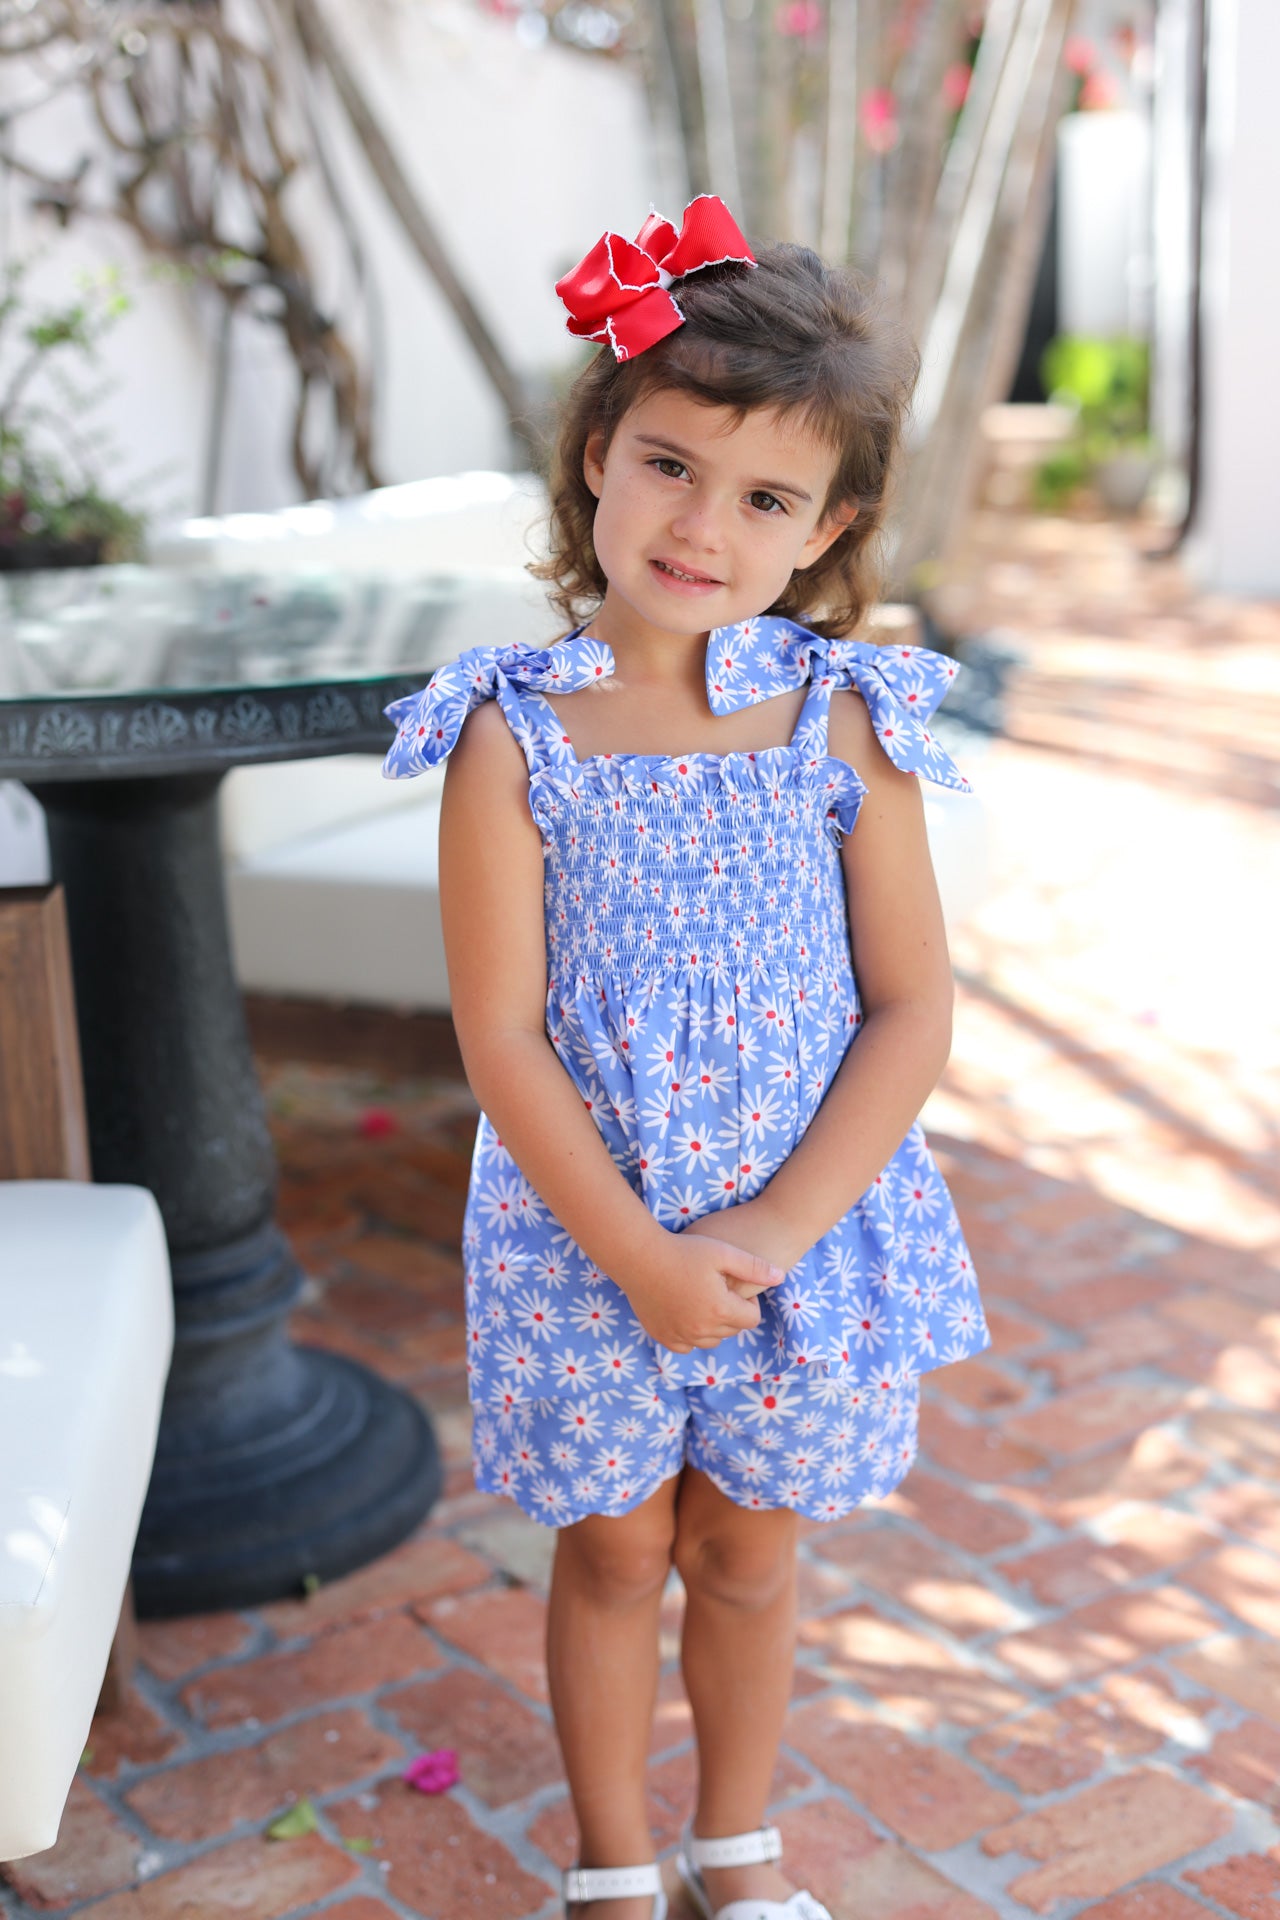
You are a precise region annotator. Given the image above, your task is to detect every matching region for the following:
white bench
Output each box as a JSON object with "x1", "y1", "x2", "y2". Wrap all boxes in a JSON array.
[
  {"x1": 223, "y1": 757, "x2": 451, "y2": 1011},
  {"x1": 0, "y1": 1182, "x2": 173, "y2": 1863}
]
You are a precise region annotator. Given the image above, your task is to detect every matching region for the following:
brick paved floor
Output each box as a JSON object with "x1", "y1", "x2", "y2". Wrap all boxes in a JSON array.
[{"x1": 4, "y1": 510, "x2": 1278, "y2": 1920}]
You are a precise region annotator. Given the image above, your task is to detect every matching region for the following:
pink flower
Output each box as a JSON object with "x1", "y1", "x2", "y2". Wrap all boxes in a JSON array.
[
  {"x1": 860, "y1": 87, "x2": 900, "y2": 155},
  {"x1": 775, "y1": 0, "x2": 822, "y2": 41},
  {"x1": 357, "y1": 1107, "x2": 398, "y2": 1138},
  {"x1": 404, "y1": 1749, "x2": 460, "y2": 1794},
  {"x1": 1078, "y1": 69, "x2": 1118, "y2": 110},
  {"x1": 942, "y1": 62, "x2": 972, "y2": 111},
  {"x1": 1064, "y1": 35, "x2": 1097, "y2": 75}
]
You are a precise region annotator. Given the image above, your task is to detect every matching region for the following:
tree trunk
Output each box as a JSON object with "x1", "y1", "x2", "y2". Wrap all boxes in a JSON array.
[
  {"x1": 289, "y1": 0, "x2": 542, "y2": 469},
  {"x1": 879, "y1": 0, "x2": 965, "y2": 307},
  {"x1": 891, "y1": 0, "x2": 1075, "y2": 591},
  {"x1": 819, "y1": 0, "x2": 860, "y2": 261}
]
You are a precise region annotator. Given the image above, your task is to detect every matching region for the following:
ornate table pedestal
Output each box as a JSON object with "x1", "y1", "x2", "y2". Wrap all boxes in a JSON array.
[{"x1": 28, "y1": 766, "x2": 441, "y2": 1615}]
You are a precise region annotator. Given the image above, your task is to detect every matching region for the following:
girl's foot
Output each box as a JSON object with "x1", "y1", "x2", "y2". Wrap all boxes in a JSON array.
[{"x1": 568, "y1": 1902, "x2": 657, "y2": 1920}]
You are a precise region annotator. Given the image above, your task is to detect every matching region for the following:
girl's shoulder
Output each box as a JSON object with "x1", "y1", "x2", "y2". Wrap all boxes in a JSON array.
[{"x1": 827, "y1": 682, "x2": 891, "y2": 779}]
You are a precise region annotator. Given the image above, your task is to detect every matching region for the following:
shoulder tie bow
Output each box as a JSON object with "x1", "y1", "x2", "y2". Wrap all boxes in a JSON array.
[
  {"x1": 704, "y1": 616, "x2": 971, "y2": 792},
  {"x1": 382, "y1": 637, "x2": 614, "y2": 779},
  {"x1": 555, "y1": 194, "x2": 756, "y2": 363}
]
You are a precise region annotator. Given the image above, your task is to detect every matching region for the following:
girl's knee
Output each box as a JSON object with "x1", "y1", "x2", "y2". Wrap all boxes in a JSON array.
[
  {"x1": 555, "y1": 1501, "x2": 677, "y2": 1607},
  {"x1": 674, "y1": 1507, "x2": 796, "y2": 1611}
]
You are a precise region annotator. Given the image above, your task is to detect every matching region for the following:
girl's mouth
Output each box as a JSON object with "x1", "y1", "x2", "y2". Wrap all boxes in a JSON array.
[{"x1": 650, "y1": 557, "x2": 723, "y2": 595}]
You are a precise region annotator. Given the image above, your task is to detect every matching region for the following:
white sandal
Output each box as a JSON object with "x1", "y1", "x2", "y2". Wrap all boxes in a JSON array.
[
  {"x1": 562, "y1": 1861, "x2": 667, "y2": 1918},
  {"x1": 676, "y1": 1824, "x2": 833, "y2": 1920}
]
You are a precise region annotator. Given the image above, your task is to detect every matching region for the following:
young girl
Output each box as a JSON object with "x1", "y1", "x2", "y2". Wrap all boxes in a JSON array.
[{"x1": 384, "y1": 195, "x2": 991, "y2": 1920}]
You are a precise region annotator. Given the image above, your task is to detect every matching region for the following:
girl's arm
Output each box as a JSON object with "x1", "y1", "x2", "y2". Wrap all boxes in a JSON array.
[
  {"x1": 437, "y1": 698, "x2": 782, "y2": 1351},
  {"x1": 692, "y1": 688, "x2": 955, "y2": 1274}
]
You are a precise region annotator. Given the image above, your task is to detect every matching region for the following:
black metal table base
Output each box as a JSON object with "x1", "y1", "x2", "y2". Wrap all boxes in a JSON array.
[
  {"x1": 30, "y1": 771, "x2": 441, "y2": 1617},
  {"x1": 136, "y1": 1343, "x2": 440, "y2": 1616}
]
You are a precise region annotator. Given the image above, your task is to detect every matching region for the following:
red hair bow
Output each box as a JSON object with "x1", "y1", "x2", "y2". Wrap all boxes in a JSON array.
[{"x1": 555, "y1": 194, "x2": 756, "y2": 363}]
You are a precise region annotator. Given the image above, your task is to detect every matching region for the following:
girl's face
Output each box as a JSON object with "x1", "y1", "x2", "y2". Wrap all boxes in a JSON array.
[{"x1": 582, "y1": 387, "x2": 854, "y2": 649}]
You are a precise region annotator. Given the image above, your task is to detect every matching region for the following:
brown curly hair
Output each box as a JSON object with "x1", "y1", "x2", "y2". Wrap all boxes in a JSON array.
[{"x1": 528, "y1": 240, "x2": 919, "y2": 640}]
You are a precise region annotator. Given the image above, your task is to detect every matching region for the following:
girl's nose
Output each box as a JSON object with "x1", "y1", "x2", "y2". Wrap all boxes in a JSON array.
[{"x1": 669, "y1": 494, "x2": 728, "y2": 553}]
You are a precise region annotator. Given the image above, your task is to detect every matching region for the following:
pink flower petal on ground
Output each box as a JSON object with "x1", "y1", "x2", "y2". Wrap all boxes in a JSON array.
[{"x1": 404, "y1": 1748, "x2": 460, "y2": 1793}]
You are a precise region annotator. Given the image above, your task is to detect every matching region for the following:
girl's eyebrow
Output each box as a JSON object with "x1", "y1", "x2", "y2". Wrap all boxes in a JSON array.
[{"x1": 631, "y1": 432, "x2": 813, "y2": 504}]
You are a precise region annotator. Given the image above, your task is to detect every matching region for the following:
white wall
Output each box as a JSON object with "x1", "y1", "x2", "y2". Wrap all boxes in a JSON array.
[
  {"x1": 0, "y1": 0, "x2": 658, "y2": 522},
  {"x1": 1057, "y1": 112, "x2": 1153, "y2": 339},
  {"x1": 1150, "y1": 0, "x2": 1195, "y2": 484},
  {"x1": 1191, "y1": 0, "x2": 1280, "y2": 595}
]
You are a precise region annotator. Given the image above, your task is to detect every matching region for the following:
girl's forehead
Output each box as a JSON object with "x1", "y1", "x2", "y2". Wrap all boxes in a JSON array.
[{"x1": 621, "y1": 387, "x2": 836, "y2": 478}]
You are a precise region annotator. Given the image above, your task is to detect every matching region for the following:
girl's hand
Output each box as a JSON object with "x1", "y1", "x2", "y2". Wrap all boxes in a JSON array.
[
  {"x1": 621, "y1": 1230, "x2": 786, "y2": 1354},
  {"x1": 681, "y1": 1198, "x2": 801, "y2": 1299}
]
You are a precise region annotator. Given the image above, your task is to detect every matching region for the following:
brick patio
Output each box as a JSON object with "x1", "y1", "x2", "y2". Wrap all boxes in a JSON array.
[{"x1": 4, "y1": 508, "x2": 1278, "y2": 1920}]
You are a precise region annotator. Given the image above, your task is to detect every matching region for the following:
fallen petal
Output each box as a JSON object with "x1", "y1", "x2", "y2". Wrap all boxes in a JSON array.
[{"x1": 404, "y1": 1748, "x2": 460, "y2": 1793}]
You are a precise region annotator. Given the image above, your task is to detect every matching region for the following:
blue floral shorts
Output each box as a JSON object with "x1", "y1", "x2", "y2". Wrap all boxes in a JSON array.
[{"x1": 471, "y1": 1363, "x2": 922, "y2": 1528}]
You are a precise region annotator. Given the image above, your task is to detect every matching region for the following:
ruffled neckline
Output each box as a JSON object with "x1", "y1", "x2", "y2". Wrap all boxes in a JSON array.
[{"x1": 529, "y1": 741, "x2": 867, "y2": 816}]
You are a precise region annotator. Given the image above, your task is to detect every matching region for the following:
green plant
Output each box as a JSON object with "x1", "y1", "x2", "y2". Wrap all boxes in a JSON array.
[
  {"x1": 1034, "y1": 334, "x2": 1152, "y2": 511},
  {"x1": 1040, "y1": 334, "x2": 1150, "y2": 454},
  {"x1": 0, "y1": 258, "x2": 147, "y2": 567},
  {"x1": 1032, "y1": 444, "x2": 1090, "y2": 512}
]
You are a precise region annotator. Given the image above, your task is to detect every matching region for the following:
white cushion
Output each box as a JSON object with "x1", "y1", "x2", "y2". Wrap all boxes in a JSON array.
[
  {"x1": 219, "y1": 754, "x2": 435, "y2": 865},
  {"x1": 149, "y1": 471, "x2": 550, "y2": 575},
  {"x1": 0, "y1": 1183, "x2": 173, "y2": 1862},
  {"x1": 226, "y1": 780, "x2": 450, "y2": 1012}
]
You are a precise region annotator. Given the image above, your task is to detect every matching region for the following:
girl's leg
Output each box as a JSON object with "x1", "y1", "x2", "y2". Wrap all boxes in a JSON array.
[
  {"x1": 673, "y1": 1467, "x2": 799, "y2": 1909},
  {"x1": 548, "y1": 1473, "x2": 680, "y2": 1919}
]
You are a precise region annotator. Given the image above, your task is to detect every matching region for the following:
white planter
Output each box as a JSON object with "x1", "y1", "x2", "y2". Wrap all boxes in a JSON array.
[{"x1": 1095, "y1": 447, "x2": 1155, "y2": 514}]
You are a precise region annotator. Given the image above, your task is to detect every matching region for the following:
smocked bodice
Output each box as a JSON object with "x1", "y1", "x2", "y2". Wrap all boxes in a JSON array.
[{"x1": 528, "y1": 743, "x2": 859, "y2": 986}]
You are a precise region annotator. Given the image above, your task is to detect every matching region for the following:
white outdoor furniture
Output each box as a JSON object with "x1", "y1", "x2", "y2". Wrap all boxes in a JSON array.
[
  {"x1": 223, "y1": 757, "x2": 451, "y2": 1011},
  {"x1": 0, "y1": 1181, "x2": 173, "y2": 1863}
]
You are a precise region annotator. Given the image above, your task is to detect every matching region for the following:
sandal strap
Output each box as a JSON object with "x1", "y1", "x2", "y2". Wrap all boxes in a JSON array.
[
  {"x1": 684, "y1": 1825, "x2": 783, "y2": 1870},
  {"x1": 563, "y1": 1862, "x2": 664, "y2": 1902}
]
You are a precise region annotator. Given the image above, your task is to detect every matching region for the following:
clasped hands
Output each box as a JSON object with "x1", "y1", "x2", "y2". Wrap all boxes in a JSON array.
[{"x1": 619, "y1": 1196, "x2": 802, "y2": 1356}]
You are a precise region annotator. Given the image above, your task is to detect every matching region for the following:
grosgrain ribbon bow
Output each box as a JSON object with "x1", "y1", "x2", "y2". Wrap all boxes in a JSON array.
[{"x1": 555, "y1": 193, "x2": 757, "y2": 362}]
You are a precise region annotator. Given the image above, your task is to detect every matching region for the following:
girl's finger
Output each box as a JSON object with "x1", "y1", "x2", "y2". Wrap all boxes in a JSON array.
[{"x1": 733, "y1": 1252, "x2": 788, "y2": 1291}]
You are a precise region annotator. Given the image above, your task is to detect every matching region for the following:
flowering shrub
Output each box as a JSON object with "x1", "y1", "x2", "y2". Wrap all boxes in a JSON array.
[{"x1": 0, "y1": 259, "x2": 146, "y2": 569}]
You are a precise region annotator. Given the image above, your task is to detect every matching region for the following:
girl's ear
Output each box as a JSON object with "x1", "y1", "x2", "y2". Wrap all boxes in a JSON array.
[
  {"x1": 583, "y1": 427, "x2": 607, "y2": 500},
  {"x1": 796, "y1": 504, "x2": 858, "y2": 570}
]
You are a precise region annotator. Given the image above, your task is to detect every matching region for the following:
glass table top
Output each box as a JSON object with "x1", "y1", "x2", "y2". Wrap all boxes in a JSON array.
[
  {"x1": 0, "y1": 563, "x2": 555, "y2": 702},
  {"x1": 0, "y1": 562, "x2": 560, "y2": 781}
]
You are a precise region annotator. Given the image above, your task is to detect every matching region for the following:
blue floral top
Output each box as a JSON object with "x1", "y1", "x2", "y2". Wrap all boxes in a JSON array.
[{"x1": 383, "y1": 615, "x2": 990, "y2": 1420}]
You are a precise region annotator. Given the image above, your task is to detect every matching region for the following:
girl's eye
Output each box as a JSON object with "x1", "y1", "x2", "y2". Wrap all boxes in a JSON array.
[
  {"x1": 748, "y1": 491, "x2": 786, "y2": 516},
  {"x1": 652, "y1": 457, "x2": 688, "y2": 480}
]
